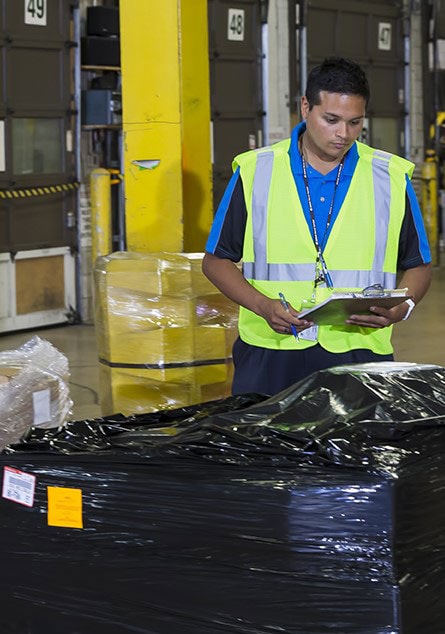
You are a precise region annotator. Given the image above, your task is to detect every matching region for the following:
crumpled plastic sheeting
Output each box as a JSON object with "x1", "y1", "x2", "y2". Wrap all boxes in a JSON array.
[
  {"x1": 8, "y1": 361, "x2": 445, "y2": 476},
  {"x1": 0, "y1": 336, "x2": 72, "y2": 450},
  {"x1": 7, "y1": 392, "x2": 264, "y2": 454}
]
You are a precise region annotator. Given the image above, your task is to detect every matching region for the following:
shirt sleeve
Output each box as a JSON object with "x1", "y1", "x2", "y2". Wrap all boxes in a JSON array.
[
  {"x1": 398, "y1": 176, "x2": 432, "y2": 270},
  {"x1": 205, "y1": 167, "x2": 247, "y2": 262}
]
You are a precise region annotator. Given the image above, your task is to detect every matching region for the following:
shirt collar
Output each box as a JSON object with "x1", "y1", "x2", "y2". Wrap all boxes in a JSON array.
[{"x1": 289, "y1": 120, "x2": 358, "y2": 176}]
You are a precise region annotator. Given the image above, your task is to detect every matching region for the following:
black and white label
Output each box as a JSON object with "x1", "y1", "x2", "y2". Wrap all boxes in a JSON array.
[
  {"x1": 25, "y1": 0, "x2": 47, "y2": 26},
  {"x1": 2, "y1": 466, "x2": 36, "y2": 507},
  {"x1": 378, "y1": 22, "x2": 392, "y2": 51},
  {"x1": 228, "y1": 8, "x2": 245, "y2": 41}
]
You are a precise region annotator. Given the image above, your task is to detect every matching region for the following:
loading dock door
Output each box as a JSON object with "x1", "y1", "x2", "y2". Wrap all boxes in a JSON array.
[
  {"x1": 0, "y1": 0, "x2": 77, "y2": 332},
  {"x1": 306, "y1": 0, "x2": 405, "y2": 155}
]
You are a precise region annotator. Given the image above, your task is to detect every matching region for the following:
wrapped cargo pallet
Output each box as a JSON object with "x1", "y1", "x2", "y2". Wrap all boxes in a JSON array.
[
  {"x1": 1, "y1": 362, "x2": 445, "y2": 633},
  {"x1": 0, "y1": 336, "x2": 72, "y2": 450},
  {"x1": 94, "y1": 251, "x2": 238, "y2": 415}
]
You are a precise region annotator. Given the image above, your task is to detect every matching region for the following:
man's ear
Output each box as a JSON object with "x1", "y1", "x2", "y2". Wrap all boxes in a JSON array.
[{"x1": 300, "y1": 95, "x2": 309, "y2": 120}]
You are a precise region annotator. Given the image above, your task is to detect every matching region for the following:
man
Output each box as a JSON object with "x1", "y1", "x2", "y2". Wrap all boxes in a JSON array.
[{"x1": 202, "y1": 57, "x2": 432, "y2": 395}]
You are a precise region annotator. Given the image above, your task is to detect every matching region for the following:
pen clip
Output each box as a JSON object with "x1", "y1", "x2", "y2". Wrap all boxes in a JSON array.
[{"x1": 361, "y1": 284, "x2": 386, "y2": 297}]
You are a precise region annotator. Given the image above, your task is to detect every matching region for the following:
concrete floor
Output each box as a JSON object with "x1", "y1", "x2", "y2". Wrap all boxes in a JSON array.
[{"x1": 0, "y1": 265, "x2": 444, "y2": 421}]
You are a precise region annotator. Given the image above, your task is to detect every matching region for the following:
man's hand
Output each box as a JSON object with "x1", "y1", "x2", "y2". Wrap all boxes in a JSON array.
[
  {"x1": 346, "y1": 301, "x2": 412, "y2": 329},
  {"x1": 346, "y1": 262, "x2": 432, "y2": 328},
  {"x1": 202, "y1": 253, "x2": 315, "y2": 334},
  {"x1": 259, "y1": 297, "x2": 313, "y2": 335}
]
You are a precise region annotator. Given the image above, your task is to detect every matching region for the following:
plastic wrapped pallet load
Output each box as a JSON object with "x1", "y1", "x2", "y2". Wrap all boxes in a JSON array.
[
  {"x1": 0, "y1": 336, "x2": 72, "y2": 450},
  {"x1": 94, "y1": 251, "x2": 238, "y2": 415},
  {"x1": 0, "y1": 362, "x2": 445, "y2": 633}
]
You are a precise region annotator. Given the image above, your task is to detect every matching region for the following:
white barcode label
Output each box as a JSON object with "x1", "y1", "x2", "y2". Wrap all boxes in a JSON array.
[
  {"x1": 33, "y1": 388, "x2": 51, "y2": 425},
  {"x1": 2, "y1": 466, "x2": 36, "y2": 507}
]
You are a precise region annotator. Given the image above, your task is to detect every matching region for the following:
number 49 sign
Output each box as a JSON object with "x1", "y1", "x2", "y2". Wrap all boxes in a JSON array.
[{"x1": 25, "y1": 0, "x2": 47, "y2": 26}]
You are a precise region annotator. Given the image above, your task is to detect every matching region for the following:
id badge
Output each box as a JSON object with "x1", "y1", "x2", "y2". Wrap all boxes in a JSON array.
[{"x1": 298, "y1": 324, "x2": 318, "y2": 341}]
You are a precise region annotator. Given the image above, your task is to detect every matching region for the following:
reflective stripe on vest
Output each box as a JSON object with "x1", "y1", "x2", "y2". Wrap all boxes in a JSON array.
[
  {"x1": 372, "y1": 150, "x2": 392, "y2": 274},
  {"x1": 242, "y1": 263, "x2": 396, "y2": 289}
]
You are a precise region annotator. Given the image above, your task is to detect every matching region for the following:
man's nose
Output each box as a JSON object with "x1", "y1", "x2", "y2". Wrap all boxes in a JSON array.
[{"x1": 335, "y1": 122, "x2": 348, "y2": 138}]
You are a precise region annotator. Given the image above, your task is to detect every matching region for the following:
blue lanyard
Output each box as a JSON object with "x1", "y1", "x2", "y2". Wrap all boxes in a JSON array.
[{"x1": 301, "y1": 153, "x2": 344, "y2": 289}]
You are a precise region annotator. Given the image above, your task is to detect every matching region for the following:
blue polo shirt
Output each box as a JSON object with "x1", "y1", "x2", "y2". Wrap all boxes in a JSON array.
[{"x1": 289, "y1": 121, "x2": 358, "y2": 247}]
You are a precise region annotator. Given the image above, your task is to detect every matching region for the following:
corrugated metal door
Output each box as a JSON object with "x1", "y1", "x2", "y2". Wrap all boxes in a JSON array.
[
  {"x1": 0, "y1": 0, "x2": 77, "y2": 332},
  {"x1": 306, "y1": 0, "x2": 405, "y2": 155},
  {"x1": 0, "y1": 0, "x2": 77, "y2": 251},
  {"x1": 208, "y1": 0, "x2": 265, "y2": 208}
]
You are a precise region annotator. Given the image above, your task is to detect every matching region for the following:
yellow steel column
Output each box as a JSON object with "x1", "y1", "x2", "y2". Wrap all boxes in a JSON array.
[
  {"x1": 180, "y1": 0, "x2": 213, "y2": 252},
  {"x1": 119, "y1": 0, "x2": 213, "y2": 253},
  {"x1": 90, "y1": 168, "x2": 112, "y2": 265},
  {"x1": 421, "y1": 150, "x2": 439, "y2": 266}
]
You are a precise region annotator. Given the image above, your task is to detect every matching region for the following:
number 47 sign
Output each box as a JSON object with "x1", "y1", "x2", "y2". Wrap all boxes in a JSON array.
[{"x1": 25, "y1": 0, "x2": 47, "y2": 26}]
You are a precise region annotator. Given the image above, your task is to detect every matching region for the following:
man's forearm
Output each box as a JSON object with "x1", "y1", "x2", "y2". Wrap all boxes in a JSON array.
[{"x1": 398, "y1": 262, "x2": 433, "y2": 305}]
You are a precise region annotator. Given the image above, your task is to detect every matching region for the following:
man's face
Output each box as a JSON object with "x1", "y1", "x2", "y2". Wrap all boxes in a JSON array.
[{"x1": 301, "y1": 91, "x2": 366, "y2": 162}]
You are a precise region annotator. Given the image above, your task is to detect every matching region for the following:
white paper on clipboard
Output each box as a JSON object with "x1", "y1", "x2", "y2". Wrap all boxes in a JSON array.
[{"x1": 299, "y1": 290, "x2": 411, "y2": 326}]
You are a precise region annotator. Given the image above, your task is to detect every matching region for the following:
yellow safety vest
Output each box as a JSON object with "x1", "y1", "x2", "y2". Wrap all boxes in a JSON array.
[{"x1": 234, "y1": 139, "x2": 414, "y2": 353}]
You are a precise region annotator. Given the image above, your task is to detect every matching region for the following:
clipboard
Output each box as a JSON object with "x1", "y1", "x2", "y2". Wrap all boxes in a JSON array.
[{"x1": 298, "y1": 294, "x2": 412, "y2": 326}]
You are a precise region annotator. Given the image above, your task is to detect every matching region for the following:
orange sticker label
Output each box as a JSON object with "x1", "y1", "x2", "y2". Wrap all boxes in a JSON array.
[{"x1": 47, "y1": 486, "x2": 83, "y2": 529}]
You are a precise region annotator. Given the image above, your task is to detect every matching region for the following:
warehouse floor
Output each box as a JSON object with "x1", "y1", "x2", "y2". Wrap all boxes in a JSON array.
[{"x1": 0, "y1": 264, "x2": 444, "y2": 422}]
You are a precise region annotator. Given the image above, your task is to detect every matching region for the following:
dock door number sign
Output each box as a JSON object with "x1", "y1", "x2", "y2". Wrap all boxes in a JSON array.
[
  {"x1": 378, "y1": 22, "x2": 392, "y2": 51},
  {"x1": 228, "y1": 8, "x2": 245, "y2": 41},
  {"x1": 25, "y1": 0, "x2": 47, "y2": 26}
]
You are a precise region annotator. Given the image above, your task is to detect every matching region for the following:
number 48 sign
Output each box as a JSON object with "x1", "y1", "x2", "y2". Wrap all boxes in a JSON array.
[
  {"x1": 25, "y1": 0, "x2": 47, "y2": 26},
  {"x1": 228, "y1": 8, "x2": 245, "y2": 41}
]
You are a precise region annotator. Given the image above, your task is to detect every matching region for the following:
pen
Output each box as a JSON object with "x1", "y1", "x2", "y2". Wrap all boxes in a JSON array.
[
  {"x1": 319, "y1": 255, "x2": 334, "y2": 288},
  {"x1": 278, "y1": 292, "x2": 300, "y2": 341}
]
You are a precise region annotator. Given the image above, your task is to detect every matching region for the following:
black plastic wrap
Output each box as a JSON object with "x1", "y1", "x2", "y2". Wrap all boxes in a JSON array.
[{"x1": 1, "y1": 361, "x2": 445, "y2": 633}]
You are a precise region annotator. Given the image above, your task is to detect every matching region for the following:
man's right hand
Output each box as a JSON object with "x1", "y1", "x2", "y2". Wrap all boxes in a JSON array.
[{"x1": 260, "y1": 296, "x2": 313, "y2": 335}]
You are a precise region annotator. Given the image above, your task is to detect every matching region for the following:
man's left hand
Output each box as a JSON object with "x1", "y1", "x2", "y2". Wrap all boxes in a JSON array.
[{"x1": 346, "y1": 302, "x2": 411, "y2": 328}]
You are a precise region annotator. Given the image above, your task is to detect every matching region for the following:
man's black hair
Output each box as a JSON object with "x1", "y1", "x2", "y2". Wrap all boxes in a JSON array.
[{"x1": 305, "y1": 57, "x2": 370, "y2": 109}]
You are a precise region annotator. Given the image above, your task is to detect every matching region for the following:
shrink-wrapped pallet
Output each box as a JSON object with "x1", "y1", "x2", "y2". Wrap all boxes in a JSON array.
[
  {"x1": 1, "y1": 363, "x2": 445, "y2": 633},
  {"x1": 0, "y1": 336, "x2": 72, "y2": 450},
  {"x1": 94, "y1": 252, "x2": 238, "y2": 415}
]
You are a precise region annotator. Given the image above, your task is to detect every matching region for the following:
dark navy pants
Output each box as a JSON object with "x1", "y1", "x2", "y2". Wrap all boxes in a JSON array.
[{"x1": 231, "y1": 337, "x2": 394, "y2": 396}]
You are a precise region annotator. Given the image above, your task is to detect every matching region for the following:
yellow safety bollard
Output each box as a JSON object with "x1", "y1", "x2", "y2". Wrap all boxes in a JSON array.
[
  {"x1": 90, "y1": 168, "x2": 112, "y2": 266},
  {"x1": 421, "y1": 150, "x2": 439, "y2": 266}
]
